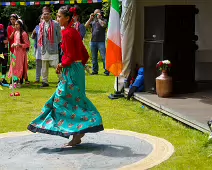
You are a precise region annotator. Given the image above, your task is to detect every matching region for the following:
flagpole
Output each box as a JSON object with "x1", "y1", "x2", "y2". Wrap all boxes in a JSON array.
[
  {"x1": 8, "y1": 43, "x2": 15, "y2": 96},
  {"x1": 106, "y1": 0, "x2": 124, "y2": 99},
  {"x1": 108, "y1": 76, "x2": 124, "y2": 99}
]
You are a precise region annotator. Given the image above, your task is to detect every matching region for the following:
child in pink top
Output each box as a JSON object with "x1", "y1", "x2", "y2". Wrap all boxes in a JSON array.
[{"x1": 8, "y1": 19, "x2": 30, "y2": 86}]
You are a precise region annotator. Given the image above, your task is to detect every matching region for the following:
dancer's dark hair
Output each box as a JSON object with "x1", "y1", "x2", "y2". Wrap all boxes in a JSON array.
[{"x1": 58, "y1": 5, "x2": 81, "y2": 23}]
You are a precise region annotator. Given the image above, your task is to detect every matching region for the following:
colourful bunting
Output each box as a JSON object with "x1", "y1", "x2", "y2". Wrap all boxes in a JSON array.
[
  {"x1": 26, "y1": 2, "x2": 35, "y2": 6},
  {"x1": 0, "y1": 0, "x2": 109, "y2": 6},
  {"x1": 35, "y1": 2, "x2": 40, "y2": 6},
  {"x1": 20, "y1": 2, "x2": 26, "y2": 6},
  {"x1": 11, "y1": 2, "x2": 16, "y2": 6}
]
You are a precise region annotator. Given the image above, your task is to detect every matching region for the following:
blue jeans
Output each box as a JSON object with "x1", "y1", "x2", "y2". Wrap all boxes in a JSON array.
[{"x1": 90, "y1": 42, "x2": 109, "y2": 74}]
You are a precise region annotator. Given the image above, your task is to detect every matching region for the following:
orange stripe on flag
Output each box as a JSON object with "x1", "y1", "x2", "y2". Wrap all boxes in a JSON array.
[{"x1": 106, "y1": 39, "x2": 122, "y2": 77}]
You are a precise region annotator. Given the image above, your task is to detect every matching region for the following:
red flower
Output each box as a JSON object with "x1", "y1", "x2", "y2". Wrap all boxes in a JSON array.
[
  {"x1": 159, "y1": 61, "x2": 163, "y2": 67},
  {"x1": 156, "y1": 61, "x2": 163, "y2": 69},
  {"x1": 168, "y1": 63, "x2": 172, "y2": 67},
  {"x1": 69, "y1": 7, "x2": 77, "y2": 16}
]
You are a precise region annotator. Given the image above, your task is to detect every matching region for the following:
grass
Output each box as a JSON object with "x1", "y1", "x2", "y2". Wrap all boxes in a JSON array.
[
  {"x1": 1, "y1": 32, "x2": 212, "y2": 169},
  {"x1": 0, "y1": 67, "x2": 212, "y2": 169}
]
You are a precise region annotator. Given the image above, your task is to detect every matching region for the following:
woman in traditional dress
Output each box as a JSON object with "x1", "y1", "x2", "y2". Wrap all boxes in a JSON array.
[
  {"x1": 27, "y1": 5, "x2": 104, "y2": 147},
  {"x1": 71, "y1": 4, "x2": 86, "y2": 40},
  {"x1": 8, "y1": 19, "x2": 30, "y2": 87},
  {"x1": 7, "y1": 14, "x2": 19, "y2": 54}
]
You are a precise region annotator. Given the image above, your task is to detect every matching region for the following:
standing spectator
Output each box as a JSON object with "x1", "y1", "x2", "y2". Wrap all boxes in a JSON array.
[
  {"x1": 0, "y1": 24, "x2": 9, "y2": 84},
  {"x1": 8, "y1": 19, "x2": 30, "y2": 87},
  {"x1": 85, "y1": 9, "x2": 109, "y2": 76},
  {"x1": 7, "y1": 14, "x2": 19, "y2": 54},
  {"x1": 38, "y1": 6, "x2": 61, "y2": 88},
  {"x1": 72, "y1": 4, "x2": 86, "y2": 40},
  {"x1": 31, "y1": 15, "x2": 43, "y2": 83}
]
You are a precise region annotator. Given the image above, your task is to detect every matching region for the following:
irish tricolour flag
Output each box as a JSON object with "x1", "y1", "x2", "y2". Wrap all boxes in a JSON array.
[{"x1": 106, "y1": 0, "x2": 122, "y2": 77}]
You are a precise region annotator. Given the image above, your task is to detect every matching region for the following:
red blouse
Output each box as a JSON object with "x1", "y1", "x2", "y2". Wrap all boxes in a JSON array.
[
  {"x1": 61, "y1": 23, "x2": 89, "y2": 67},
  {"x1": 7, "y1": 25, "x2": 15, "y2": 53}
]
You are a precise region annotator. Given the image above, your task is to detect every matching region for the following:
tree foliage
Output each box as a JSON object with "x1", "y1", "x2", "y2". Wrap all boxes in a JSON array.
[
  {"x1": 102, "y1": 2, "x2": 111, "y2": 18},
  {"x1": 0, "y1": 2, "x2": 111, "y2": 31}
]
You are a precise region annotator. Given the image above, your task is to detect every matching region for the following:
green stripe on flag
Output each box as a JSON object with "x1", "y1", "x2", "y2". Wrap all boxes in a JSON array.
[
  {"x1": 111, "y1": 0, "x2": 120, "y2": 13},
  {"x1": 83, "y1": 0, "x2": 88, "y2": 3}
]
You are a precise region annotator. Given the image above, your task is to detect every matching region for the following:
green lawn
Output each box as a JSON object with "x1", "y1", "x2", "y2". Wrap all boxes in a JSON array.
[{"x1": 0, "y1": 67, "x2": 212, "y2": 169}]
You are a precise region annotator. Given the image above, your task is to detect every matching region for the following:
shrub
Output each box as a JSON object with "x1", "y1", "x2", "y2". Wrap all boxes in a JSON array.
[{"x1": 28, "y1": 37, "x2": 36, "y2": 69}]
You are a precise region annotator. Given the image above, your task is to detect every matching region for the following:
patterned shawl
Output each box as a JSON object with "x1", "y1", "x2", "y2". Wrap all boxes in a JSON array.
[{"x1": 38, "y1": 20, "x2": 54, "y2": 47}]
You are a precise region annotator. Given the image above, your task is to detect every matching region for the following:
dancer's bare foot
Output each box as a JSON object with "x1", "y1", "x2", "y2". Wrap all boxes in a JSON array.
[{"x1": 63, "y1": 134, "x2": 85, "y2": 147}]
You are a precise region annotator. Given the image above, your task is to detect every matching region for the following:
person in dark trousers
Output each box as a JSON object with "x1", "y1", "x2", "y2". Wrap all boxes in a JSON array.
[
  {"x1": 127, "y1": 68, "x2": 144, "y2": 100},
  {"x1": 0, "y1": 24, "x2": 9, "y2": 85},
  {"x1": 85, "y1": 9, "x2": 109, "y2": 76}
]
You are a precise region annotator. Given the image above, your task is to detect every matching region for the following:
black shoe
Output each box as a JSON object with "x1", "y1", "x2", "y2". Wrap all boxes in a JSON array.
[
  {"x1": 25, "y1": 80, "x2": 30, "y2": 85},
  {"x1": 104, "y1": 71, "x2": 110, "y2": 76},
  {"x1": 40, "y1": 82, "x2": 49, "y2": 88},
  {"x1": 91, "y1": 72, "x2": 98, "y2": 75},
  {"x1": 2, "y1": 79, "x2": 8, "y2": 84}
]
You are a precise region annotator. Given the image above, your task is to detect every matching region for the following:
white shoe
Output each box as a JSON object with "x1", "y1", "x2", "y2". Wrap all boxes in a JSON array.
[
  {"x1": 16, "y1": 83, "x2": 21, "y2": 88},
  {"x1": 9, "y1": 83, "x2": 17, "y2": 89},
  {"x1": 85, "y1": 65, "x2": 91, "y2": 74}
]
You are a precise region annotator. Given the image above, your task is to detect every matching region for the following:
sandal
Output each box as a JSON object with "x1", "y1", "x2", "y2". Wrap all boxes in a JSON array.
[
  {"x1": 63, "y1": 134, "x2": 85, "y2": 147},
  {"x1": 25, "y1": 81, "x2": 30, "y2": 85},
  {"x1": 64, "y1": 139, "x2": 82, "y2": 147}
]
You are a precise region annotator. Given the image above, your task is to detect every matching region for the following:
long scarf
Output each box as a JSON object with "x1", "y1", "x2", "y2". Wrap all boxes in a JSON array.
[{"x1": 38, "y1": 20, "x2": 54, "y2": 47}]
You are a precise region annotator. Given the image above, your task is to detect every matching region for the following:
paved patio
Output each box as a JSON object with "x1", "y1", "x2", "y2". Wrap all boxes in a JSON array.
[{"x1": 125, "y1": 83, "x2": 212, "y2": 133}]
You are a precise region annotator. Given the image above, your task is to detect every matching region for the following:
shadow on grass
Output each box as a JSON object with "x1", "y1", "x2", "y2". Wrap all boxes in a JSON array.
[
  {"x1": 20, "y1": 83, "x2": 108, "y2": 94},
  {"x1": 19, "y1": 82, "x2": 58, "y2": 90}
]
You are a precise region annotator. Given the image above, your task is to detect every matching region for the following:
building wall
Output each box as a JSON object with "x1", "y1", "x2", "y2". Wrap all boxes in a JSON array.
[{"x1": 133, "y1": 0, "x2": 212, "y2": 80}]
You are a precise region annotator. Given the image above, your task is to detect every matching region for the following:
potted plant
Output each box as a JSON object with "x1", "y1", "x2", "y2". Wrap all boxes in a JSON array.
[{"x1": 156, "y1": 60, "x2": 172, "y2": 97}]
